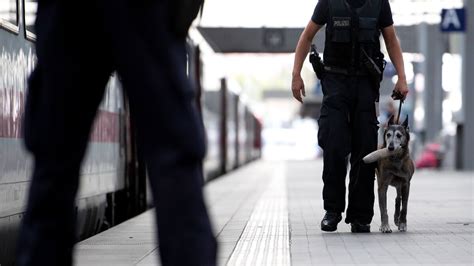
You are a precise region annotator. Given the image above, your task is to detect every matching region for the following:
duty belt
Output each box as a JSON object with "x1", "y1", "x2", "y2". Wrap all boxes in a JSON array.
[{"x1": 323, "y1": 65, "x2": 369, "y2": 76}]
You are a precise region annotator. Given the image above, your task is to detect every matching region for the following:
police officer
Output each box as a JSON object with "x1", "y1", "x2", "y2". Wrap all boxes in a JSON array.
[
  {"x1": 17, "y1": 0, "x2": 216, "y2": 265},
  {"x1": 291, "y1": 0, "x2": 408, "y2": 232}
]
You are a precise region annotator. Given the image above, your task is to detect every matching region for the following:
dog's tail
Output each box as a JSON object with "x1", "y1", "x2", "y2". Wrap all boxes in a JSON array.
[{"x1": 363, "y1": 148, "x2": 403, "y2": 163}]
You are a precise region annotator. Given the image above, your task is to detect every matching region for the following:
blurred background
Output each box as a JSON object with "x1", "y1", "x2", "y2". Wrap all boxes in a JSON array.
[{"x1": 190, "y1": 0, "x2": 472, "y2": 170}]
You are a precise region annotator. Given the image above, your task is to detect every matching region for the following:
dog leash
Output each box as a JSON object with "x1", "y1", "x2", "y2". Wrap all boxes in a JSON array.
[
  {"x1": 392, "y1": 90, "x2": 404, "y2": 124},
  {"x1": 396, "y1": 99, "x2": 403, "y2": 124}
]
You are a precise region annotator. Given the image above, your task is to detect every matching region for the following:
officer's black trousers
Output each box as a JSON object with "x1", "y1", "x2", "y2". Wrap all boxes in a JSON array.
[
  {"x1": 318, "y1": 73, "x2": 378, "y2": 224},
  {"x1": 17, "y1": 1, "x2": 216, "y2": 265}
]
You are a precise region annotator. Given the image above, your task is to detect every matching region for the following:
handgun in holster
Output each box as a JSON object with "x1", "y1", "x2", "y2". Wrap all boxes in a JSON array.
[
  {"x1": 362, "y1": 49, "x2": 386, "y2": 82},
  {"x1": 309, "y1": 44, "x2": 325, "y2": 80},
  {"x1": 361, "y1": 49, "x2": 386, "y2": 89}
]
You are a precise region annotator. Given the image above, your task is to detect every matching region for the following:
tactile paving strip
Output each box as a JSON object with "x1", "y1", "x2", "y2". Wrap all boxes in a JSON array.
[{"x1": 227, "y1": 164, "x2": 290, "y2": 266}]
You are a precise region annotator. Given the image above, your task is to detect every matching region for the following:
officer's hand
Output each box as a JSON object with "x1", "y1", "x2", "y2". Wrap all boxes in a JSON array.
[
  {"x1": 291, "y1": 75, "x2": 306, "y2": 103},
  {"x1": 392, "y1": 77, "x2": 408, "y2": 101}
]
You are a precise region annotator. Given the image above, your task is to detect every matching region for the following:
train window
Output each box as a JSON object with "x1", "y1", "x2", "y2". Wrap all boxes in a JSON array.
[
  {"x1": 0, "y1": 0, "x2": 19, "y2": 33},
  {"x1": 24, "y1": 0, "x2": 37, "y2": 39}
]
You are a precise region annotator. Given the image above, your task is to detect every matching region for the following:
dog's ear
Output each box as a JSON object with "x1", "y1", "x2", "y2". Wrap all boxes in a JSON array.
[{"x1": 402, "y1": 115, "x2": 409, "y2": 130}]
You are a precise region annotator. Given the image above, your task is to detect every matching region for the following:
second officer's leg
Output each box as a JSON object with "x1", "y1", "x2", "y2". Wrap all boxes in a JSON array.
[
  {"x1": 318, "y1": 74, "x2": 353, "y2": 231},
  {"x1": 346, "y1": 77, "x2": 378, "y2": 231}
]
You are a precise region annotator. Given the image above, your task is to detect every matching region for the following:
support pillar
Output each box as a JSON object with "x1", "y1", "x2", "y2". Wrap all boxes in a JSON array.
[
  {"x1": 462, "y1": 0, "x2": 474, "y2": 170},
  {"x1": 418, "y1": 23, "x2": 444, "y2": 143}
]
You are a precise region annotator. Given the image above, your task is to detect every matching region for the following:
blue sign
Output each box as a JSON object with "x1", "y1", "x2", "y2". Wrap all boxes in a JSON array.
[{"x1": 441, "y1": 8, "x2": 466, "y2": 32}]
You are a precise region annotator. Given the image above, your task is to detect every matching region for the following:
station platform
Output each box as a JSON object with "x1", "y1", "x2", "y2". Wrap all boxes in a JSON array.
[{"x1": 74, "y1": 160, "x2": 473, "y2": 265}]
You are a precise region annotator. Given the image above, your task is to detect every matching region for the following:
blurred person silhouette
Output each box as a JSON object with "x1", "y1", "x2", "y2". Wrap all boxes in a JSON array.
[
  {"x1": 16, "y1": 0, "x2": 217, "y2": 265},
  {"x1": 291, "y1": 0, "x2": 408, "y2": 233}
]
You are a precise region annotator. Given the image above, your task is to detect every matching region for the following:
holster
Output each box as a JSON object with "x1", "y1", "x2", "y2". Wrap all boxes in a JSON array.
[
  {"x1": 309, "y1": 44, "x2": 325, "y2": 80},
  {"x1": 361, "y1": 49, "x2": 386, "y2": 90}
]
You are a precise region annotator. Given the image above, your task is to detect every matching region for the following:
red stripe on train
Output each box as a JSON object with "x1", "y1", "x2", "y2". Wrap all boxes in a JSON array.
[
  {"x1": 89, "y1": 111, "x2": 120, "y2": 143},
  {"x1": 1, "y1": 89, "x2": 120, "y2": 143},
  {"x1": 0, "y1": 111, "x2": 120, "y2": 143}
]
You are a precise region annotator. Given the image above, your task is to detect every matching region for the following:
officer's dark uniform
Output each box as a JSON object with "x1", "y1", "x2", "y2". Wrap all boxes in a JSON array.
[
  {"x1": 16, "y1": 0, "x2": 216, "y2": 265},
  {"x1": 312, "y1": 0, "x2": 394, "y2": 229}
]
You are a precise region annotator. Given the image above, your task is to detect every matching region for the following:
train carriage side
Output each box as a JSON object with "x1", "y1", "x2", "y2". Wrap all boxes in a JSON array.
[
  {"x1": 201, "y1": 90, "x2": 222, "y2": 180},
  {"x1": 225, "y1": 91, "x2": 238, "y2": 171},
  {"x1": 244, "y1": 107, "x2": 254, "y2": 163},
  {"x1": 236, "y1": 98, "x2": 247, "y2": 166},
  {"x1": 253, "y1": 115, "x2": 262, "y2": 159},
  {"x1": 1, "y1": 2, "x2": 38, "y2": 264}
]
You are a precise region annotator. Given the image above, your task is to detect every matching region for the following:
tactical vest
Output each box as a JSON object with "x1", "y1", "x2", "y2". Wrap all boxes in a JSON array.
[{"x1": 324, "y1": 0, "x2": 382, "y2": 68}]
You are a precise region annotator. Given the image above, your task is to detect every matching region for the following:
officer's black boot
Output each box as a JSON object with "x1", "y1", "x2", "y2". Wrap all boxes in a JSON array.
[
  {"x1": 351, "y1": 222, "x2": 371, "y2": 233},
  {"x1": 321, "y1": 212, "x2": 342, "y2": 232}
]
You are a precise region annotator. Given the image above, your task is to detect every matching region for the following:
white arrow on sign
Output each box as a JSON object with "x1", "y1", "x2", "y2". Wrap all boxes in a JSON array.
[{"x1": 442, "y1": 9, "x2": 461, "y2": 29}]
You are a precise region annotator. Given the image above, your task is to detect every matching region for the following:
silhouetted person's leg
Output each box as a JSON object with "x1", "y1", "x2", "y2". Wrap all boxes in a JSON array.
[
  {"x1": 104, "y1": 0, "x2": 217, "y2": 265},
  {"x1": 17, "y1": 2, "x2": 112, "y2": 265},
  {"x1": 18, "y1": 0, "x2": 216, "y2": 265}
]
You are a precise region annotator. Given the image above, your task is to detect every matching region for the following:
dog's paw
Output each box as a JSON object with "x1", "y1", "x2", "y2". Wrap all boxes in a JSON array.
[
  {"x1": 394, "y1": 215, "x2": 400, "y2": 226},
  {"x1": 379, "y1": 224, "x2": 392, "y2": 233},
  {"x1": 398, "y1": 223, "x2": 407, "y2": 232}
]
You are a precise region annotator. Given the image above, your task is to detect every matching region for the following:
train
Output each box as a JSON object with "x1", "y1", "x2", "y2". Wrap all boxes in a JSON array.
[{"x1": 0, "y1": 1, "x2": 261, "y2": 265}]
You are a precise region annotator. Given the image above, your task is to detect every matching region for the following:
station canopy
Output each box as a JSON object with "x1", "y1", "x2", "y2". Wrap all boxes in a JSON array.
[{"x1": 198, "y1": 24, "x2": 439, "y2": 54}]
